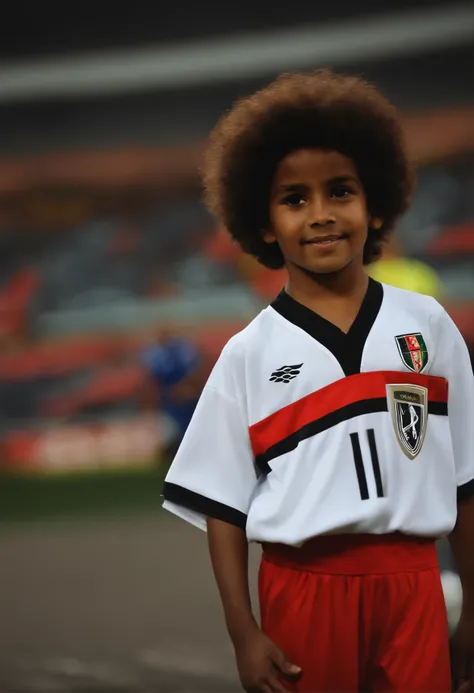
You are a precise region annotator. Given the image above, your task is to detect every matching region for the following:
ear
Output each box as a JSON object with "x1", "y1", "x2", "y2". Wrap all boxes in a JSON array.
[
  {"x1": 370, "y1": 217, "x2": 383, "y2": 230},
  {"x1": 262, "y1": 228, "x2": 277, "y2": 244}
]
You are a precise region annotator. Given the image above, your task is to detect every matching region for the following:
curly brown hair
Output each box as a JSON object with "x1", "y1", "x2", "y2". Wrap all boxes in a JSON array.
[{"x1": 203, "y1": 69, "x2": 415, "y2": 268}]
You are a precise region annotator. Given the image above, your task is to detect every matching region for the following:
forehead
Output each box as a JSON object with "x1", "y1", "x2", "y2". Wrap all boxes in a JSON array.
[{"x1": 273, "y1": 148, "x2": 359, "y2": 184}]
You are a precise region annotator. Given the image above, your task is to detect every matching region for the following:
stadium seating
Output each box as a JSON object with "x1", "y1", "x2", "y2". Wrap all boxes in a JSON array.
[{"x1": 0, "y1": 152, "x2": 472, "y2": 454}]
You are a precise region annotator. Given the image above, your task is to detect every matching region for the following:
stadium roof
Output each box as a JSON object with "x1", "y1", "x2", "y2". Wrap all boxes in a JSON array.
[{"x1": 0, "y1": 3, "x2": 472, "y2": 102}]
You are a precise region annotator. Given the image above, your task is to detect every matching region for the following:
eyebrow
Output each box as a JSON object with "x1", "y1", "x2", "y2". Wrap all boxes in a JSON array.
[{"x1": 275, "y1": 175, "x2": 360, "y2": 193}]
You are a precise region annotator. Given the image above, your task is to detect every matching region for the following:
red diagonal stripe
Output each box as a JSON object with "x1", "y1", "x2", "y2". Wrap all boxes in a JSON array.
[{"x1": 249, "y1": 370, "x2": 448, "y2": 457}]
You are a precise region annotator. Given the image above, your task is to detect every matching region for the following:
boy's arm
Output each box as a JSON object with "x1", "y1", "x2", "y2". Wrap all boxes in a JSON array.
[
  {"x1": 162, "y1": 346, "x2": 301, "y2": 690},
  {"x1": 207, "y1": 518, "x2": 301, "y2": 692},
  {"x1": 206, "y1": 517, "x2": 258, "y2": 644},
  {"x1": 449, "y1": 497, "x2": 474, "y2": 691},
  {"x1": 449, "y1": 497, "x2": 474, "y2": 615},
  {"x1": 438, "y1": 307, "x2": 474, "y2": 691}
]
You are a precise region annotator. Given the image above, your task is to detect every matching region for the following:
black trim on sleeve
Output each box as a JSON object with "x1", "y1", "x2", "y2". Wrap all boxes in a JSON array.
[
  {"x1": 457, "y1": 478, "x2": 474, "y2": 503},
  {"x1": 162, "y1": 481, "x2": 247, "y2": 529}
]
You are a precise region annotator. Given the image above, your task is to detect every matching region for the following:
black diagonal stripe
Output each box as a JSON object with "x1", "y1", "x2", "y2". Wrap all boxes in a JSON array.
[
  {"x1": 162, "y1": 482, "x2": 247, "y2": 529},
  {"x1": 428, "y1": 402, "x2": 448, "y2": 415},
  {"x1": 256, "y1": 397, "x2": 388, "y2": 472},
  {"x1": 255, "y1": 396, "x2": 448, "y2": 473}
]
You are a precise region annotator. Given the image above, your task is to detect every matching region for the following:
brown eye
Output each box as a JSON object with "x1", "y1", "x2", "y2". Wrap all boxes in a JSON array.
[
  {"x1": 332, "y1": 185, "x2": 354, "y2": 199},
  {"x1": 282, "y1": 193, "x2": 304, "y2": 206}
]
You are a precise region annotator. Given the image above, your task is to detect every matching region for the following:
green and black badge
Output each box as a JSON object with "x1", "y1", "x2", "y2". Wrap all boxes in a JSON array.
[{"x1": 395, "y1": 333, "x2": 428, "y2": 373}]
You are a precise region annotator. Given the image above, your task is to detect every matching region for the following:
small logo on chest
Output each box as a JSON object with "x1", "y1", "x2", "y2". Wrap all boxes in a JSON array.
[
  {"x1": 395, "y1": 333, "x2": 428, "y2": 373},
  {"x1": 269, "y1": 363, "x2": 303, "y2": 383}
]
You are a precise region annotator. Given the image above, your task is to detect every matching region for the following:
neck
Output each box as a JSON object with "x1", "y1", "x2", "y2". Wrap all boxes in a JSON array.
[{"x1": 285, "y1": 262, "x2": 369, "y2": 311}]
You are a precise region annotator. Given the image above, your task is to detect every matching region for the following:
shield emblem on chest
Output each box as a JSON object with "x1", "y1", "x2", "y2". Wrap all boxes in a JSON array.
[
  {"x1": 395, "y1": 333, "x2": 428, "y2": 373},
  {"x1": 386, "y1": 384, "x2": 428, "y2": 459}
]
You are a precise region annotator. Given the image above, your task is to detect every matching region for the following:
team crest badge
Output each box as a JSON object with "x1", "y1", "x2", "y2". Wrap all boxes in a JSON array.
[
  {"x1": 386, "y1": 384, "x2": 428, "y2": 459},
  {"x1": 395, "y1": 333, "x2": 428, "y2": 373}
]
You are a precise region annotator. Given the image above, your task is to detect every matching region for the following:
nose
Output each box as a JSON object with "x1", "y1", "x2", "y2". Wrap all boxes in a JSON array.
[{"x1": 308, "y1": 197, "x2": 336, "y2": 227}]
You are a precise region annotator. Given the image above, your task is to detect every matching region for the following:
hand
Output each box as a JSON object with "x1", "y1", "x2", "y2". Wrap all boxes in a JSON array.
[
  {"x1": 234, "y1": 626, "x2": 302, "y2": 692},
  {"x1": 450, "y1": 614, "x2": 474, "y2": 691}
]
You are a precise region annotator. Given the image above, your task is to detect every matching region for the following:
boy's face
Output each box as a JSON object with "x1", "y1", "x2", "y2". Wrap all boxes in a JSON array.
[{"x1": 265, "y1": 148, "x2": 381, "y2": 276}]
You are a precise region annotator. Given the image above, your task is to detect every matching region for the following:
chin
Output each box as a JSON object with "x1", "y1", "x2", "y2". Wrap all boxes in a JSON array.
[
  {"x1": 302, "y1": 261, "x2": 350, "y2": 276},
  {"x1": 292, "y1": 251, "x2": 358, "y2": 277}
]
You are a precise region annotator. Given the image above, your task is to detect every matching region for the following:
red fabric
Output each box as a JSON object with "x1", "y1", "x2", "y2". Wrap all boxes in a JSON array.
[
  {"x1": 259, "y1": 534, "x2": 451, "y2": 692},
  {"x1": 249, "y1": 371, "x2": 448, "y2": 457}
]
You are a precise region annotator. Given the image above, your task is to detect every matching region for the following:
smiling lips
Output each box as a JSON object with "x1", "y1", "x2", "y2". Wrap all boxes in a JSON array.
[{"x1": 301, "y1": 234, "x2": 348, "y2": 246}]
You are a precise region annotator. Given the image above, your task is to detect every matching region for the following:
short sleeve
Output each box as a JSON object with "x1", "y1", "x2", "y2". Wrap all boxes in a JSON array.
[
  {"x1": 161, "y1": 349, "x2": 258, "y2": 531},
  {"x1": 436, "y1": 308, "x2": 474, "y2": 501}
]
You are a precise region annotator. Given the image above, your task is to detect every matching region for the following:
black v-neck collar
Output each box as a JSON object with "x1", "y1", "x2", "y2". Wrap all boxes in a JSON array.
[{"x1": 270, "y1": 278, "x2": 384, "y2": 376}]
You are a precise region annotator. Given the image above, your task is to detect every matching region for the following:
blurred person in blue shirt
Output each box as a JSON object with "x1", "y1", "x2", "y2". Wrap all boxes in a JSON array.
[{"x1": 141, "y1": 329, "x2": 208, "y2": 459}]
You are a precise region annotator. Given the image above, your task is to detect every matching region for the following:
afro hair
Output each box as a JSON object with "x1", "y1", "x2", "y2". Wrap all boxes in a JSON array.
[{"x1": 203, "y1": 69, "x2": 415, "y2": 268}]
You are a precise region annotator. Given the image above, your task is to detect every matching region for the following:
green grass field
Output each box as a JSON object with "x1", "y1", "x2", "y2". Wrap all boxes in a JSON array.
[{"x1": 0, "y1": 464, "x2": 169, "y2": 523}]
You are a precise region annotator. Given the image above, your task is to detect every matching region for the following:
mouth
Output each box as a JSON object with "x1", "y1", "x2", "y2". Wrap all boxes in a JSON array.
[{"x1": 301, "y1": 234, "x2": 348, "y2": 246}]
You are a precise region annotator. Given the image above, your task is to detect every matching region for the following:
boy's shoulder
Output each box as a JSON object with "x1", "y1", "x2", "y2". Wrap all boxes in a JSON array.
[
  {"x1": 381, "y1": 282, "x2": 445, "y2": 318},
  {"x1": 219, "y1": 307, "x2": 274, "y2": 361},
  {"x1": 206, "y1": 308, "x2": 275, "y2": 397}
]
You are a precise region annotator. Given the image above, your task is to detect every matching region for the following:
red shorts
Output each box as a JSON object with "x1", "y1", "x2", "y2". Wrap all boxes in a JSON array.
[{"x1": 259, "y1": 534, "x2": 451, "y2": 692}]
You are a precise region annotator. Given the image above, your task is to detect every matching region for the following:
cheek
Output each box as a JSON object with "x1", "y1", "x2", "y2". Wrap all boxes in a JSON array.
[
  {"x1": 270, "y1": 209, "x2": 302, "y2": 237},
  {"x1": 343, "y1": 204, "x2": 370, "y2": 233},
  {"x1": 269, "y1": 204, "x2": 284, "y2": 229}
]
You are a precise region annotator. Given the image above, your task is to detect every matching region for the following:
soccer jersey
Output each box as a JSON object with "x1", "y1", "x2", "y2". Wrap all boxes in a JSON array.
[{"x1": 162, "y1": 280, "x2": 474, "y2": 546}]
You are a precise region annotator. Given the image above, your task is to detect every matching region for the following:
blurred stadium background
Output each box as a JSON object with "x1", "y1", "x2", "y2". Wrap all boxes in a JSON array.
[{"x1": 0, "y1": 1, "x2": 473, "y2": 690}]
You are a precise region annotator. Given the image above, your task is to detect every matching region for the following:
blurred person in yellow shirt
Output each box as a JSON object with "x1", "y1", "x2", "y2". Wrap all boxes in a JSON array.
[{"x1": 369, "y1": 235, "x2": 444, "y2": 300}]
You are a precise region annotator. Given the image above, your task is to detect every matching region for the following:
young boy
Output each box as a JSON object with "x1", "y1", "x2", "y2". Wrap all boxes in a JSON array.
[{"x1": 162, "y1": 70, "x2": 474, "y2": 693}]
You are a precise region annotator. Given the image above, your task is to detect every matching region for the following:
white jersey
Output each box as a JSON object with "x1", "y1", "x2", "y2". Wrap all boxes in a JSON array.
[{"x1": 162, "y1": 280, "x2": 474, "y2": 546}]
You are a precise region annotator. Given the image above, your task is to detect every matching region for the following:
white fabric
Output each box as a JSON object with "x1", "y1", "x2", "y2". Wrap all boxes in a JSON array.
[{"x1": 163, "y1": 284, "x2": 474, "y2": 545}]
